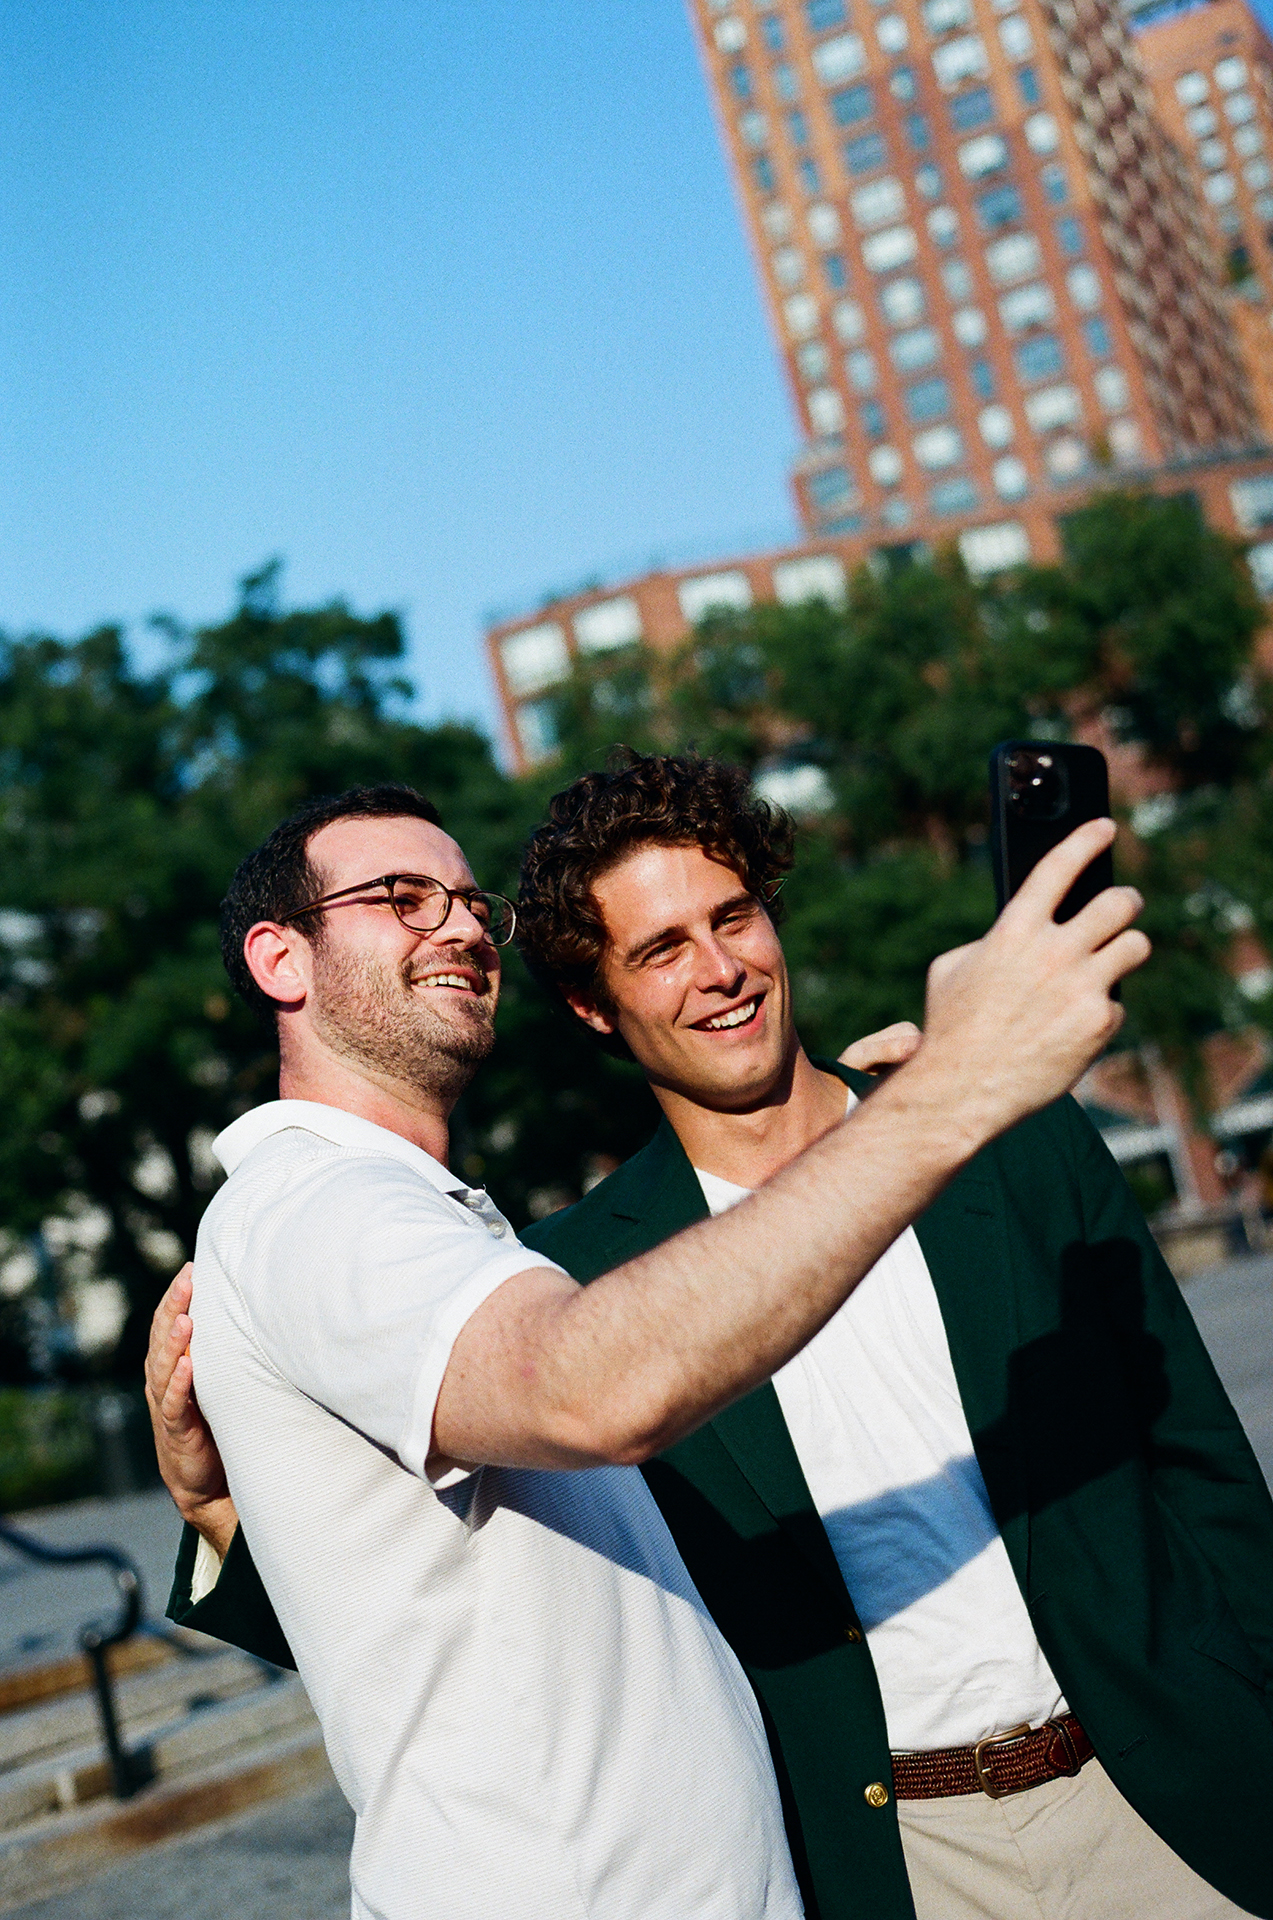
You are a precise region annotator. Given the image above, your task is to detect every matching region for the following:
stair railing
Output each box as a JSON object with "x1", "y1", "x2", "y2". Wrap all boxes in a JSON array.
[{"x1": 0, "y1": 1515, "x2": 153, "y2": 1798}]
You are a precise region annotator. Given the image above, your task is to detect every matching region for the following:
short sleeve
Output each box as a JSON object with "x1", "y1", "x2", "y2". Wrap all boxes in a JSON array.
[{"x1": 215, "y1": 1141, "x2": 567, "y2": 1483}]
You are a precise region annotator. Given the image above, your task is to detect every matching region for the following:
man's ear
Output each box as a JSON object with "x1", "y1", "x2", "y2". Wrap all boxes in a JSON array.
[
  {"x1": 561, "y1": 985, "x2": 617, "y2": 1037},
  {"x1": 243, "y1": 922, "x2": 310, "y2": 1012}
]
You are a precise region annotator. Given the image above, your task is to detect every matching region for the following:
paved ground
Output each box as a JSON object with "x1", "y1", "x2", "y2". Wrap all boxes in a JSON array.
[
  {"x1": 2, "y1": 1251, "x2": 1270, "y2": 1918},
  {"x1": 7, "y1": 1783, "x2": 353, "y2": 1919},
  {"x1": 0, "y1": 1490, "x2": 184, "y2": 1673}
]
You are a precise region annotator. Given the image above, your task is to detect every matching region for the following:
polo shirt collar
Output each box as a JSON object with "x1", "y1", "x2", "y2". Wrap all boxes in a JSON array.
[{"x1": 213, "y1": 1099, "x2": 469, "y2": 1195}]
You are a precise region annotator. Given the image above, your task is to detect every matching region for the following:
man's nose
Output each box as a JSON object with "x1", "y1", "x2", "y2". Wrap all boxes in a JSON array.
[
  {"x1": 695, "y1": 936, "x2": 745, "y2": 991},
  {"x1": 434, "y1": 897, "x2": 494, "y2": 953}
]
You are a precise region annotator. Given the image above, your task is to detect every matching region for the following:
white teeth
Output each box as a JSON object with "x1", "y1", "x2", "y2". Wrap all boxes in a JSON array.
[
  {"x1": 421, "y1": 974, "x2": 477, "y2": 991},
  {"x1": 704, "y1": 999, "x2": 757, "y2": 1032}
]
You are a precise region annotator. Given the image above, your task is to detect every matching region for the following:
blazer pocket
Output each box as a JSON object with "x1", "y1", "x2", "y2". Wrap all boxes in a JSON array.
[{"x1": 1192, "y1": 1595, "x2": 1267, "y2": 1689}]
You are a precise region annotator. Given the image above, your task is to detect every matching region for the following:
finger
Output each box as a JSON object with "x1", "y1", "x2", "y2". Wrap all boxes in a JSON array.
[
  {"x1": 150, "y1": 1312, "x2": 192, "y2": 1405},
  {"x1": 1090, "y1": 926, "x2": 1152, "y2": 991},
  {"x1": 146, "y1": 1269, "x2": 193, "y2": 1374},
  {"x1": 838, "y1": 1022, "x2": 923, "y2": 1069},
  {"x1": 998, "y1": 819, "x2": 1117, "y2": 932},
  {"x1": 1060, "y1": 883, "x2": 1143, "y2": 954},
  {"x1": 927, "y1": 942, "x2": 978, "y2": 989},
  {"x1": 160, "y1": 1351, "x2": 199, "y2": 1432}
]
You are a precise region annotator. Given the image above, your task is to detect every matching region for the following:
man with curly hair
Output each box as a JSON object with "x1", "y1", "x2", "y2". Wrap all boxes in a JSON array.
[{"x1": 144, "y1": 771, "x2": 1198, "y2": 1920}]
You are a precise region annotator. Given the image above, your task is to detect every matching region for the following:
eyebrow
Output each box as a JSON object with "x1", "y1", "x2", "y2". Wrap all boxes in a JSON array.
[{"x1": 618, "y1": 890, "x2": 758, "y2": 967}]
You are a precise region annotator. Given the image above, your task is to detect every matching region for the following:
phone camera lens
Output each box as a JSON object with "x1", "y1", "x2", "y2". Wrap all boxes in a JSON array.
[{"x1": 1006, "y1": 748, "x2": 1068, "y2": 821}]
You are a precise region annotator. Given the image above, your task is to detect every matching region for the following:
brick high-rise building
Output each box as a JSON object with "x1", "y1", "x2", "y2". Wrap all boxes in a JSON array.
[
  {"x1": 691, "y1": 0, "x2": 1258, "y2": 544},
  {"x1": 1136, "y1": 0, "x2": 1273, "y2": 438}
]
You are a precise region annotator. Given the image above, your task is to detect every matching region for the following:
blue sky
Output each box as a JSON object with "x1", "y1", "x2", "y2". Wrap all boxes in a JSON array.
[{"x1": 0, "y1": 1, "x2": 801, "y2": 751}]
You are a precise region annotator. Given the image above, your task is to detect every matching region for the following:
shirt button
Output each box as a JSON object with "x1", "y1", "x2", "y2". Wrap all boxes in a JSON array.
[
  {"x1": 486, "y1": 1221, "x2": 507, "y2": 1237},
  {"x1": 844, "y1": 1625, "x2": 862, "y2": 1644},
  {"x1": 864, "y1": 1782, "x2": 890, "y2": 1810}
]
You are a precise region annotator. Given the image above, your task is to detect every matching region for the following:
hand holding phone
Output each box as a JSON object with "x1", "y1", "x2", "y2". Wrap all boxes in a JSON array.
[{"x1": 989, "y1": 741, "x2": 1114, "y2": 922}]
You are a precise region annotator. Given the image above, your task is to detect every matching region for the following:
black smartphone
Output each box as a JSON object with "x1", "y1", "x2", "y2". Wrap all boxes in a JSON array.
[{"x1": 989, "y1": 741, "x2": 1113, "y2": 923}]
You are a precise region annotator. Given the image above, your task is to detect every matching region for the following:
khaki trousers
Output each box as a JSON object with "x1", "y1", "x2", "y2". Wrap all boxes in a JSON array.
[{"x1": 896, "y1": 1757, "x2": 1253, "y2": 1920}]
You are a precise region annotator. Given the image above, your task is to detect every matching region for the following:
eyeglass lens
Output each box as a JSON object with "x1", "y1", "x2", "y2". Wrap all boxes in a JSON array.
[{"x1": 389, "y1": 878, "x2": 515, "y2": 944}]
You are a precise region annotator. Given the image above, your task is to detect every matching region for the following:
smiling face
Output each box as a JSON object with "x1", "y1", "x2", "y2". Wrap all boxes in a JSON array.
[
  {"x1": 295, "y1": 814, "x2": 501, "y2": 1104},
  {"x1": 576, "y1": 841, "x2": 798, "y2": 1113}
]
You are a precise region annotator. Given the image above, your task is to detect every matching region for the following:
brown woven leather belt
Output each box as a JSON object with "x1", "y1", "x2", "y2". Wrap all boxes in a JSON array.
[{"x1": 891, "y1": 1713, "x2": 1094, "y2": 1800}]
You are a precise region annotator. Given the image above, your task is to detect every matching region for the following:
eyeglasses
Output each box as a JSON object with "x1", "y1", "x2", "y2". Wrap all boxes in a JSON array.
[{"x1": 280, "y1": 873, "x2": 517, "y2": 946}]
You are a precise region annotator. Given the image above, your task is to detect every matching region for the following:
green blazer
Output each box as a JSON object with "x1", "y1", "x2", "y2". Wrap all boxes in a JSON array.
[{"x1": 170, "y1": 1070, "x2": 1273, "y2": 1920}]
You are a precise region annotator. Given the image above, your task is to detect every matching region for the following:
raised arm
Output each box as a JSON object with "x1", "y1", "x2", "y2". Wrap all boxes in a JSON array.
[{"x1": 434, "y1": 821, "x2": 1147, "y2": 1473}]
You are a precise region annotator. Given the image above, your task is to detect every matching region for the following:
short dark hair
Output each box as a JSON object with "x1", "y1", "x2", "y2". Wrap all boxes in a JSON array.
[
  {"x1": 220, "y1": 784, "x2": 443, "y2": 1023},
  {"x1": 516, "y1": 749, "x2": 794, "y2": 1029}
]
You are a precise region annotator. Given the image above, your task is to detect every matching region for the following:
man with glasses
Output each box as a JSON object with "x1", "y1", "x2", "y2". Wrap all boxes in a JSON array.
[{"x1": 148, "y1": 779, "x2": 1149, "y2": 1920}]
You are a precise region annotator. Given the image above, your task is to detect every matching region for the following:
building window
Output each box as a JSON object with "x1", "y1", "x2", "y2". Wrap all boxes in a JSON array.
[
  {"x1": 575, "y1": 596, "x2": 644, "y2": 655},
  {"x1": 1234, "y1": 123, "x2": 1264, "y2": 157},
  {"x1": 809, "y1": 202, "x2": 843, "y2": 245},
  {"x1": 1216, "y1": 55, "x2": 1248, "y2": 91},
  {"x1": 881, "y1": 276, "x2": 927, "y2": 324},
  {"x1": 929, "y1": 476, "x2": 980, "y2": 513},
  {"x1": 941, "y1": 256, "x2": 973, "y2": 300},
  {"x1": 834, "y1": 298, "x2": 867, "y2": 340},
  {"x1": 960, "y1": 132, "x2": 1009, "y2": 178},
  {"x1": 922, "y1": 0, "x2": 974, "y2": 33},
  {"x1": 890, "y1": 66, "x2": 917, "y2": 100},
  {"x1": 1024, "y1": 112, "x2": 1058, "y2": 154},
  {"x1": 906, "y1": 112, "x2": 932, "y2": 150},
  {"x1": 979, "y1": 403, "x2": 1014, "y2": 447},
  {"x1": 977, "y1": 183, "x2": 1023, "y2": 229},
  {"x1": 1067, "y1": 262, "x2": 1101, "y2": 308},
  {"x1": 1016, "y1": 65, "x2": 1041, "y2": 105},
  {"x1": 784, "y1": 292, "x2": 820, "y2": 335},
  {"x1": 788, "y1": 109, "x2": 811, "y2": 146},
  {"x1": 1175, "y1": 70, "x2": 1209, "y2": 107},
  {"x1": 999, "y1": 281, "x2": 1055, "y2": 331},
  {"x1": 807, "y1": 0, "x2": 848, "y2": 29},
  {"x1": 714, "y1": 17, "x2": 747, "y2": 54},
  {"x1": 1186, "y1": 104, "x2": 1218, "y2": 137},
  {"x1": 960, "y1": 519, "x2": 1031, "y2": 571},
  {"x1": 813, "y1": 32, "x2": 869, "y2": 84},
  {"x1": 998, "y1": 14, "x2": 1033, "y2": 60},
  {"x1": 949, "y1": 86, "x2": 994, "y2": 132},
  {"x1": 807, "y1": 466, "x2": 856, "y2": 511},
  {"x1": 740, "y1": 110, "x2": 769, "y2": 147},
  {"x1": 502, "y1": 624, "x2": 570, "y2": 697},
  {"x1": 869, "y1": 445, "x2": 905, "y2": 485},
  {"x1": 832, "y1": 83, "x2": 875, "y2": 125},
  {"x1": 846, "y1": 349, "x2": 879, "y2": 392},
  {"x1": 861, "y1": 399, "x2": 888, "y2": 436},
  {"x1": 773, "y1": 62, "x2": 799, "y2": 100},
  {"x1": 845, "y1": 130, "x2": 889, "y2": 173},
  {"x1": 797, "y1": 339, "x2": 831, "y2": 382},
  {"x1": 516, "y1": 701, "x2": 558, "y2": 763},
  {"x1": 753, "y1": 155, "x2": 776, "y2": 193},
  {"x1": 1014, "y1": 333, "x2": 1065, "y2": 382},
  {"x1": 1247, "y1": 159, "x2": 1272, "y2": 190},
  {"x1": 928, "y1": 205, "x2": 960, "y2": 246},
  {"x1": 863, "y1": 223, "x2": 919, "y2": 271},
  {"x1": 800, "y1": 158, "x2": 824, "y2": 193},
  {"x1": 1083, "y1": 316, "x2": 1113, "y2": 358},
  {"x1": 907, "y1": 375, "x2": 952, "y2": 420},
  {"x1": 809, "y1": 384, "x2": 848, "y2": 433},
  {"x1": 914, "y1": 425, "x2": 964, "y2": 468},
  {"x1": 971, "y1": 358, "x2": 997, "y2": 397},
  {"x1": 762, "y1": 14, "x2": 785, "y2": 51},
  {"x1": 985, "y1": 230, "x2": 1042, "y2": 282},
  {"x1": 1198, "y1": 136, "x2": 1227, "y2": 170},
  {"x1": 877, "y1": 14, "x2": 910, "y2": 55},
  {"x1": 993, "y1": 456, "x2": 1030, "y2": 500},
  {"x1": 952, "y1": 305, "x2": 987, "y2": 345},
  {"x1": 915, "y1": 165, "x2": 944, "y2": 198},
  {"x1": 824, "y1": 252, "x2": 849, "y2": 288},
  {"x1": 730, "y1": 64, "x2": 753, "y2": 101},
  {"x1": 891, "y1": 325, "x2": 941, "y2": 369},
  {"x1": 1094, "y1": 366, "x2": 1129, "y2": 412},
  {"x1": 1055, "y1": 215, "x2": 1084, "y2": 255},
  {"x1": 1040, "y1": 165, "x2": 1068, "y2": 205},
  {"x1": 933, "y1": 34, "x2": 989, "y2": 89},
  {"x1": 773, "y1": 245, "x2": 805, "y2": 287},
  {"x1": 853, "y1": 176, "x2": 907, "y2": 227},
  {"x1": 1022, "y1": 384, "x2": 1079, "y2": 432},
  {"x1": 764, "y1": 201, "x2": 793, "y2": 239}
]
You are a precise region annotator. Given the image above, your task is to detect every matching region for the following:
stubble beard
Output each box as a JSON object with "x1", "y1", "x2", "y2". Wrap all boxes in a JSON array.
[{"x1": 308, "y1": 940, "x2": 496, "y2": 1106}]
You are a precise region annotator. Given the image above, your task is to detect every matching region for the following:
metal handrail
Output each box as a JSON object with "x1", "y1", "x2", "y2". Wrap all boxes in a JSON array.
[{"x1": 0, "y1": 1515, "x2": 153, "y2": 1798}]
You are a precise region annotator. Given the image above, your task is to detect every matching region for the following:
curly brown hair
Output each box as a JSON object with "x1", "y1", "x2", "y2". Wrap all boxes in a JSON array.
[{"x1": 517, "y1": 749, "x2": 794, "y2": 1023}]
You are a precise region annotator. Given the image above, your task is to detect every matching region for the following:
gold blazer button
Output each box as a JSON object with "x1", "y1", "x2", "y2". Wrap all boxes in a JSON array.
[{"x1": 864, "y1": 1781, "x2": 890, "y2": 1809}]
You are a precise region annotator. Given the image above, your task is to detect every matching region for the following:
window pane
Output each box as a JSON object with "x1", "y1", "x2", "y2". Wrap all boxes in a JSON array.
[
  {"x1": 1083, "y1": 317, "x2": 1113, "y2": 358},
  {"x1": 807, "y1": 465, "x2": 855, "y2": 509},
  {"x1": 891, "y1": 325, "x2": 941, "y2": 369},
  {"x1": 813, "y1": 32, "x2": 868, "y2": 83},
  {"x1": 952, "y1": 305, "x2": 987, "y2": 345},
  {"x1": 1175, "y1": 71, "x2": 1208, "y2": 106},
  {"x1": 929, "y1": 475, "x2": 980, "y2": 513},
  {"x1": 831, "y1": 83, "x2": 875, "y2": 124},
  {"x1": 922, "y1": 0, "x2": 974, "y2": 32},
  {"x1": 979, "y1": 403, "x2": 1014, "y2": 446},
  {"x1": 852, "y1": 176, "x2": 907, "y2": 227},
  {"x1": 977, "y1": 183, "x2": 1023, "y2": 229},
  {"x1": 846, "y1": 349, "x2": 879, "y2": 391},
  {"x1": 862, "y1": 223, "x2": 919, "y2": 271},
  {"x1": 740, "y1": 110, "x2": 769, "y2": 147},
  {"x1": 971, "y1": 358, "x2": 996, "y2": 398},
  {"x1": 915, "y1": 164, "x2": 944, "y2": 197},
  {"x1": 1055, "y1": 215, "x2": 1084, "y2": 255},
  {"x1": 881, "y1": 276, "x2": 927, "y2": 324},
  {"x1": 941, "y1": 256, "x2": 974, "y2": 299},
  {"x1": 949, "y1": 85, "x2": 994, "y2": 131},
  {"x1": 906, "y1": 112, "x2": 932, "y2": 150},
  {"x1": 933, "y1": 34, "x2": 988, "y2": 88},
  {"x1": 1013, "y1": 333, "x2": 1065, "y2": 382},
  {"x1": 906, "y1": 376, "x2": 952, "y2": 420},
  {"x1": 845, "y1": 131, "x2": 889, "y2": 172},
  {"x1": 833, "y1": 298, "x2": 867, "y2": 340},
  {"x1": 869, "y1": 445, "x2": 905, "y2": 485},
  {"x1": 788, "y1": 109, "x2": 810, "y2": 144},
  {"x1": 877, "y1": 14, "x2": 910, "y2": 53},
  {"x1": 985, "y1": 231, "x2": 1042, "y2": 282},
  {"x1": 824, "y1": 252, "x2": 849, "y2": 288},
  {"x1": 960, "y1": 132, "x2": 1009, "y2": 177},
  {"x1": 998, "y1": 281, "x2": 1055, "y2": 330},
  {"x1": 913, "y1": 425, "x2": 964, "y2": 467},
  {"x1": 753, "y1": 155, "x2": 776, "y2": 192},
  {"x1": 861, "y1": 399, "x2": 887, "y2": 437},
  {"x1": 774, "y1": 62, "x2": 799, "y2": 100},
  {"x1": 762, "y1": 15, "x2": 785, "y2": 50},
  {"x1": 1016, "y1": 65, "x2": 1041, "y2": 104},
  {"x1": 1040, "y1": 165, "x2": 1068, "y2": 204},
  {"x1": 998, "y1": 14, "x2": 1033, "y2": 58},
  {"x1": 800, "y1": 158, "x2": 824, "y2": 192},
  {"x1": 890, "y1": 66, "x2": 917, "y2": 100},
  {"x1": 730, "y1": 64, "x2": 753, "y2": 101}
]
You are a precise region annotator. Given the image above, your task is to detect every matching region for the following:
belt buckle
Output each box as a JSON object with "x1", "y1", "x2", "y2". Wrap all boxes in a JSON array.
[
  {"x1": 1043, "y1": 1716, "x2": 1081, "y2": 1777},
  {"x1": 971, "y1": 1722, "x2": 1032, "y2": 1799}
]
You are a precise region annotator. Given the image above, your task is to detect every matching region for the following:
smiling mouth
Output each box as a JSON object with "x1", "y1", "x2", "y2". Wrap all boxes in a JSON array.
[
  {"x1": 414, "y1": 972, "x2": 485, "y2": 995},
  {"x1": 698, "y1": 996, "x2": 761, "y2": 1033}
]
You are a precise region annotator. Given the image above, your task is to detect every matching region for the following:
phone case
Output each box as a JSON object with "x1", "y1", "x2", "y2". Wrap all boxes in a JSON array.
[{"x1": 989, "y1": 741, "x2": 1113, "y2": 924}]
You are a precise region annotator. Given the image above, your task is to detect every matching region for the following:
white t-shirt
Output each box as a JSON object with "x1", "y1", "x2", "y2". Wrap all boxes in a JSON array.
[
  {"x1": 696, "y1": 1096, "x2": 1067, "y2": 1753},
  {"x1": 193, "y1": 1101, "x2": 802, "y2": 1920}
]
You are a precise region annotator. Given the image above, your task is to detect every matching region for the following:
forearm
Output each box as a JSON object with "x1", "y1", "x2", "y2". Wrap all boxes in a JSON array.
[{"x1": 439, "y1": 1044, "x2": 986, "y2": 1468}]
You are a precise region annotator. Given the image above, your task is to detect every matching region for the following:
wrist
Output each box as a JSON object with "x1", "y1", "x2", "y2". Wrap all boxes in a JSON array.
[{"x1": 189, "y1": 1496, "x2": 238, "y2": 1561}]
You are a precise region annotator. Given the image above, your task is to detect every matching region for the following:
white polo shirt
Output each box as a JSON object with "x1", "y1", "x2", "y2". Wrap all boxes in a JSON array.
[{"x1": 191, "y1": 1101, "x2": 801, "y2": 1920}]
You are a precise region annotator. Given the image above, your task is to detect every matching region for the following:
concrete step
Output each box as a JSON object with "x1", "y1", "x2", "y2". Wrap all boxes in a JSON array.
[{"x1": 0, "y1": 1721, "x2": 333, "y2": 1913}]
